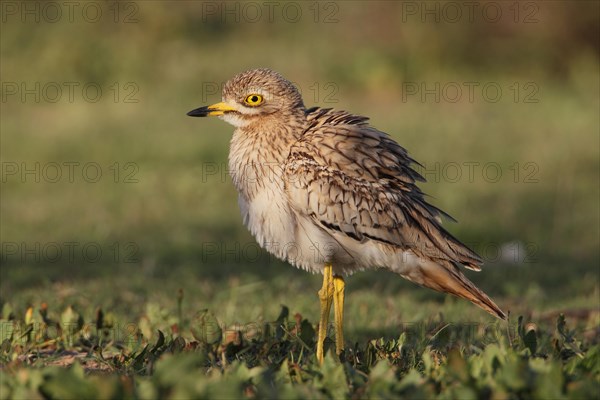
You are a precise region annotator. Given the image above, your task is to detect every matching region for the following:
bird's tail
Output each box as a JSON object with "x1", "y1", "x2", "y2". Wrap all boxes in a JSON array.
[{"x1": 416, "y1": 260, "x2": 507, "y2": 320}]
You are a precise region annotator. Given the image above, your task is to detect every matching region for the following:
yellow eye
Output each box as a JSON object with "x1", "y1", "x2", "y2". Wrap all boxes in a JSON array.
[{"x1": 244, "y1": 94, "x2": 264, "y2": 107}]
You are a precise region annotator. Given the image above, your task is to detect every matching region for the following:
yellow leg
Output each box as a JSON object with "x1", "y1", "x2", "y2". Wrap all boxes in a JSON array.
[
  {"x1": 333, "y1": 275, "x2": 345, "y2": 356},
  {"x1": 316, "y1": 263, "x2": 333, "y2": 364}
]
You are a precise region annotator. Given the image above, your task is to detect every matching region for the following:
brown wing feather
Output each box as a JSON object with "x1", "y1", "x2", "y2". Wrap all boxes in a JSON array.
[{"x1": 285, "y1": 108, "x2": 483, "y2": 271}]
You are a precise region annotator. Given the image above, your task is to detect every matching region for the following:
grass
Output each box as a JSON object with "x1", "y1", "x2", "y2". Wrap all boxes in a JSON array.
[
  {"x1": 1, "y1": 281, "x2": 598, "y2": 398},
  {"x1": 1, "y1": 2, "x2": 599, "y2": 399}
]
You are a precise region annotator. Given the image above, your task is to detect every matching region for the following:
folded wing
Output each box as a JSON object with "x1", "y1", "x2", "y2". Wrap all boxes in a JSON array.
[{"x1": 284, "y1": 108, "x2": 483, "y2": 271}]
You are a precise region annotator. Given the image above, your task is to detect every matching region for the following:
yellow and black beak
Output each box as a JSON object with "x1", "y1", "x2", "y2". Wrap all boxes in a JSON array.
[{"x1": 187, "y1": 102, "x2": 236, "y2": 117}]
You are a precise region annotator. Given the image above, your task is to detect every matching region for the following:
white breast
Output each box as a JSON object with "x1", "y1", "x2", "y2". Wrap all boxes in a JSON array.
[
  {"x1": 228, "y1": 130, "x2": 302, "y2": 267},
  {"x1": 236, "y1": 179, "x2": 298, "y2": 260}
]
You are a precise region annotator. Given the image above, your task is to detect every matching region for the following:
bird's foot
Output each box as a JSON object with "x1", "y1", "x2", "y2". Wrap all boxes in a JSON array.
[
  {"x1": 316, "y1": 264, "x2": 334, "y2": 364},
  {"x1": 333, "y1": 275, "x2": 345, "y2": 356},
  {"x1": 316, "y1": 264, "x2": 345, "y2": 364}
]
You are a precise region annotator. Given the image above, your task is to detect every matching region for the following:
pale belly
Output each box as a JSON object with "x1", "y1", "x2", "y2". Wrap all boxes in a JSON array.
[
  {"x1": 236, "y1": 184, "x2": 426, "y2": 278},
  {"x1": 235, "y1": 182, "x2": 354, "y2": 274},
  {"x1": 237, "y1": 187, "x2": 296, "y2": 261},
  {"x1": 234, "y1": 174, "x2": 335, "y2": 273}
]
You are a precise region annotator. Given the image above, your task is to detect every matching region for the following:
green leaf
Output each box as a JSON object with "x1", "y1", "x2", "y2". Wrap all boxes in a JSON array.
[
  {"x1": 447, "y1": 348, "x2": 469, "y2": 383},
  {"x1": 190, "y1": 310, "x2": 222, "y2": 345},
  {"x1": 523, "y1": 325, "x2": 538, "y2": 355},
  {"x1": 39, "y1": 364, "x2": 98, "y2": 399}
]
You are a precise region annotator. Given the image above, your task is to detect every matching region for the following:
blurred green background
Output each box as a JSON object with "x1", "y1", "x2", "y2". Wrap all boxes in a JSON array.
[{"x1": 1, "y1": 1, "x2": 598, "y2": 330}]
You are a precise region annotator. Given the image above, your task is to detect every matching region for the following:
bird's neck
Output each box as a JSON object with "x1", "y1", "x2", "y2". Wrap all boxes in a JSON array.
[
  {"x1": 231, "y1": 110, "x2": 306, "y2": 162},
  {"x1": 228, "y1": 110, "x2": 306, "y2": 198}
]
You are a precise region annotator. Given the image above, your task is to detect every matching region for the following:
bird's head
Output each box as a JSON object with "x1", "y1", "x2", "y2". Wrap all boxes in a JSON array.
[{"x1": 187, "y1": 68, "x2": 305, "y2": 128}]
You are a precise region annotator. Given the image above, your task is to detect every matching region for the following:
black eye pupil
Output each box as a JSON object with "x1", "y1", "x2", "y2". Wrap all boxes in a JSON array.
[{"x1": 251, "y1": 96, "x2": 258, "y2": 102}]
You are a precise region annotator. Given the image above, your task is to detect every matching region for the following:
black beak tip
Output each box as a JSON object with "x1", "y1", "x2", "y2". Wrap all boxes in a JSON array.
[{"x1": 187, "y1": 106, "x2": 209, "y2": 117}]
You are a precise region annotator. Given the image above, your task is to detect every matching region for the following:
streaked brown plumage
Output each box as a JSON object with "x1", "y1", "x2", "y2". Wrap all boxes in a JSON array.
[{"x1": 187, "y1": 68, "x2": 506, "y2": 363}]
